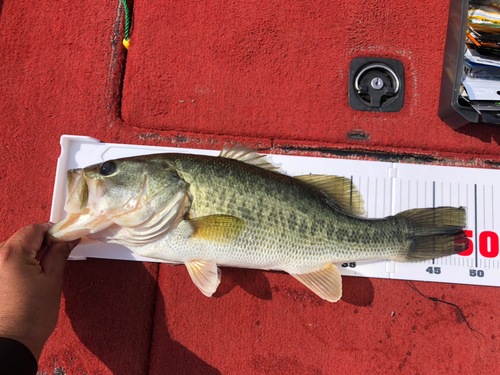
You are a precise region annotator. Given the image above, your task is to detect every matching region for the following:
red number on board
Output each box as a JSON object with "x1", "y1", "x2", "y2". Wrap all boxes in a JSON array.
[
  {"x1": 458, "y1": 230, "x2": 474, "y2": 257},
  {"x1": 479, "y1": 231, "x2": 499, "y2": 258}
]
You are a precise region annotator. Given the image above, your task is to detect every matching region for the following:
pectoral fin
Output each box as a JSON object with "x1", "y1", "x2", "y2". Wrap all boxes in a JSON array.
[
  {"x1": 185, "y1": 260, "x2": 221, "y2": 297},
  {"x1": 291, "y1": 264, "x2": 342, "y2": 302},
  {"x1": 188, "y1": 215, "x2": 245, "y2": 243}
]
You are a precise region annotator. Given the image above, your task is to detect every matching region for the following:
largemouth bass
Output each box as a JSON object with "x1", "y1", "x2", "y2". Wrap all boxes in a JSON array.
[{"x1": 48, "y1": 145, "x2": 468, "y2": 302}]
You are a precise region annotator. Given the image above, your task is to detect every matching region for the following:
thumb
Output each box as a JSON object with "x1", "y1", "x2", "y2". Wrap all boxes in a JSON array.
[{"x1": 40, "y1": 239, "x2": 80, "y2": 277}]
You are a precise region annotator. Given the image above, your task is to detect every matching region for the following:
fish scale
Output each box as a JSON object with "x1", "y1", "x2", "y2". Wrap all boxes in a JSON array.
[{"x1": 145, "y1": 154, "x2": 415, "y2": 271}]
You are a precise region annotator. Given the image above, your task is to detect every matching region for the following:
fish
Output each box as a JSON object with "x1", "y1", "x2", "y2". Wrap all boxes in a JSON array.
[{"x1": 47, "y1": 144, "x2": 469, "y2": 302}]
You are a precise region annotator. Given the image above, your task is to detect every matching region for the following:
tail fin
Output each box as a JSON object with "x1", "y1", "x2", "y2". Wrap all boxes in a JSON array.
[{"x1": 395, "y1": 207, "x2": 469, "y2": 261}]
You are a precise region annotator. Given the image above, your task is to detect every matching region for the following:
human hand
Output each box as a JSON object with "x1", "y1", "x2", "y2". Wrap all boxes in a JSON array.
[{"x1": 0, "y1": 223, "x2": 80, "y2": 361}]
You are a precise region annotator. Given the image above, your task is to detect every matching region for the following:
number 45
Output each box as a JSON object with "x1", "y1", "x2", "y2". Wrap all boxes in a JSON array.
[{"x1": 426, "y1": 267, "x2": 441, "y2": 274}]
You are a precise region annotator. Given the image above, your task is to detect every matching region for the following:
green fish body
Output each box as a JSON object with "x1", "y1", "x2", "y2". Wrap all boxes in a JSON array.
[{"x1": 48, "y1": 145, "x2": 468, "y2": 302}]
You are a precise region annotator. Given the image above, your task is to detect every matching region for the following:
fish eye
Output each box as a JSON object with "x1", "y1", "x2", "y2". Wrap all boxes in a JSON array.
[{"x1": 100, "y1": 161, "x2": 117, "y2": 176}]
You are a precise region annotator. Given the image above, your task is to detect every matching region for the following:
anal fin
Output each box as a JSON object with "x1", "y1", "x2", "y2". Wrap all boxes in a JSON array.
[
  {"x1": 185, "y1": 260, "x2": 221, "y2": 297},
  {"x1": 291, "y1": 264, "x2": 342, "y2": 302}
]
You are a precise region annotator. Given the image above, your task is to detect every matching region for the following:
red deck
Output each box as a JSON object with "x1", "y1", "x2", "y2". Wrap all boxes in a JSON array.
[{"x1": 1, "y1": 0, "x2": 500, "y2": 373}]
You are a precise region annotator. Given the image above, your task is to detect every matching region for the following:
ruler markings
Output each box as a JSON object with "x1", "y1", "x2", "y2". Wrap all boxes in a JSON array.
[
  {"x1": 400, "y1": 179, "x2": 402, "y2": 213},
  {"x1": 458, "y1": 182, "x2": 461, "y2": 206},
  {"x1": 383, "y1": 178, "x2": 386, "y2": 217},
  {"x1": 336, "y1": 169, "x2": 490, "y2": 277},
  {"x1": 367, "y1": 177, "x2": 370, "y2": 217},
  {"x1": 391, "y1": 175, "x2": 395, "y2": 215},
  {"x1": 475, "y1": 184, "x2": 478, "y2": 269},
  {"x1": 425, "y1": 181, "x2": 427, "y2": 207},
  {"x1": 408, "y1": 182, "x2": 410, "y2": 209},
  {"x1": 433, "y1": 181, "x2": 436, "y2": 265},
  {"x1": 416, "y1": 180, "x2": 420, "y2": 207},
  {"x1": 465, "y1": 184, "x2": 470, "y2": 219},
  {"x1": 433, "y1": 181, "x2": 436, "y2": 208},
  {"x1": 492, "y1": 185, "x2": 495, "y2": 229},
  {"x1": 441, "y1": 181, "x2": 443, "y2": 206},
  {"x1": 450, "y1": 182, "x2": 452, "y2": 206},
  {"x1": 361, "y1": 176, "x2": 364, "y2": 214},
  {"x1": 357, "y1": 176, "x2": 362, "y2": 214},
  {"x1": 391, "y1": 179, "x2": 497, "y2": 274},
  {"x1": 350, "y1": 176, "x2": 354, "y2": 211},
  {"x1": 484, "y1": 184, "x2": 486, "y2": 230}
]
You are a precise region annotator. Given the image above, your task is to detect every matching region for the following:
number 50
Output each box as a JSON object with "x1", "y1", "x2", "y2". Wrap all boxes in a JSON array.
[{"x1": 459, "y1": 230, "x2": 499, "y2": 258}]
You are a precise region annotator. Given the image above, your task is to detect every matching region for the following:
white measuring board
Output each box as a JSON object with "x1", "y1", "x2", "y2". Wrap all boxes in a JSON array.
[{"x1": 50, "y1": 135, "x2": 500, "y2": 287}]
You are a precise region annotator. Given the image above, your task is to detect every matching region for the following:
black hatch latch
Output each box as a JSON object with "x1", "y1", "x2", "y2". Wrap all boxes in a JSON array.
[{"x1": 349, "y1": 57, "x2": 405, "y2": 112}]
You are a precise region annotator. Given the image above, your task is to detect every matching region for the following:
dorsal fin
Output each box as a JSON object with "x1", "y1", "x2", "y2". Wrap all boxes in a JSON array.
[
  {"x1": 219, "y1": 143, "x2": 279, "y2": 171},
  {"x1": 295, "y1": 175, "x2": 365, "y2": 216}
]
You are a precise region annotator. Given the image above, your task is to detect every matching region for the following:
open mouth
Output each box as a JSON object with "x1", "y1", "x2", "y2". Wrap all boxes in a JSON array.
[
  {"x1": 47, "y1": 171, "x2": 158, "y2": 242},
  {"x1": 47, "y1": 166, "x2": 190, "y2": 247},
  {"x1": 47, "y1": 169, "x2": 111, "y2": 241}
]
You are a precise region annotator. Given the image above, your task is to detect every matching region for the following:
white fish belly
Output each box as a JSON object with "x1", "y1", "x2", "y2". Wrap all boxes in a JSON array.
[{"x1": 128, "y1": 221, "x2": 369, "y2": 274}]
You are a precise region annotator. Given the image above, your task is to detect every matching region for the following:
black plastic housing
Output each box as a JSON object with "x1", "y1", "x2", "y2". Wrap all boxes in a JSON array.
[
  {"x1": 438, "y1": 0, "x2": 479, "y2": 129},
  {"x1": 348, "y1": 57, "x2": 405, "y2": 113}
]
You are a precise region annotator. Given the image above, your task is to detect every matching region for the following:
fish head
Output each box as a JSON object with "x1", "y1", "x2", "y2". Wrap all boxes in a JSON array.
[{"x1": 47, "y1": 155, "x2": 190, "y2": 243}]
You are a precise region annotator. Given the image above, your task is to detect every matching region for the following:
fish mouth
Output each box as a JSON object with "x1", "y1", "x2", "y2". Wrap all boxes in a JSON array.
[
  {"x1": 47, "y1": 168, "x2": 108, "y2": 241},
  {"x1": 47, "y1": 168, "x2": 137, "y2": 242},
  {"x1": 47, "y1": 169, "x2": 189, "y2": 245}
]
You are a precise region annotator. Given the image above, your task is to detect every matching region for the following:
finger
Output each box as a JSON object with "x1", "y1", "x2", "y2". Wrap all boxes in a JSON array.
[
  {"x1": 35, "y1": 242, "x2": 50, "y2": 263},
  {"x1": 41, "y1": 222, "x2": 56, "y2": 245},
  {"x1": 3, "y1": 223, "x2": 52, "y2": 257},
  {"x1": 40, "y1": 239, "x2": 80, "y2": 278}
]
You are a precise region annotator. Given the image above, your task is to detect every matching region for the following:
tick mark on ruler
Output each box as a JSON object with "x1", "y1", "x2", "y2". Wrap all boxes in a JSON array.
[
  {"x1": 475, "y1": 184, "x2": 478, "y2": 269},
  {"x1": 492, "y1": 185, "x2": 495, "y2": 229},
  {"x1": 433, "y1": 181, "x2": 436, "y2": 265}
]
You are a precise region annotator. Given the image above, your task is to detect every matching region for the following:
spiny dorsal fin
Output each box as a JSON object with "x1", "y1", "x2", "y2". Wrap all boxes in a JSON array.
[
  {"x1": 291, "y1": 264, "x2": 342, "y2": 302},
  {"x1": 185, "y1": 260, "x2": 221, "y2": 297},
  {"x1": 219, "y1": 143, "x2": 279, "y2": 171},
  {"x1": 188, "y1": 214, "x2": 245, "y2": 243},
  {"x1": 295, "y1": 175, "x2": 365, "y2": 216}
]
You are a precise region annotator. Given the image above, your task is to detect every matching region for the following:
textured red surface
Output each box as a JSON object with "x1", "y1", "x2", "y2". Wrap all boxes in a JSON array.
[
  {"x1": 1, "y1": 0, "x2": 500, "y2": 374},
  {"x1": 122, "y1": 0, "x2": 500, "y2": 159}
]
